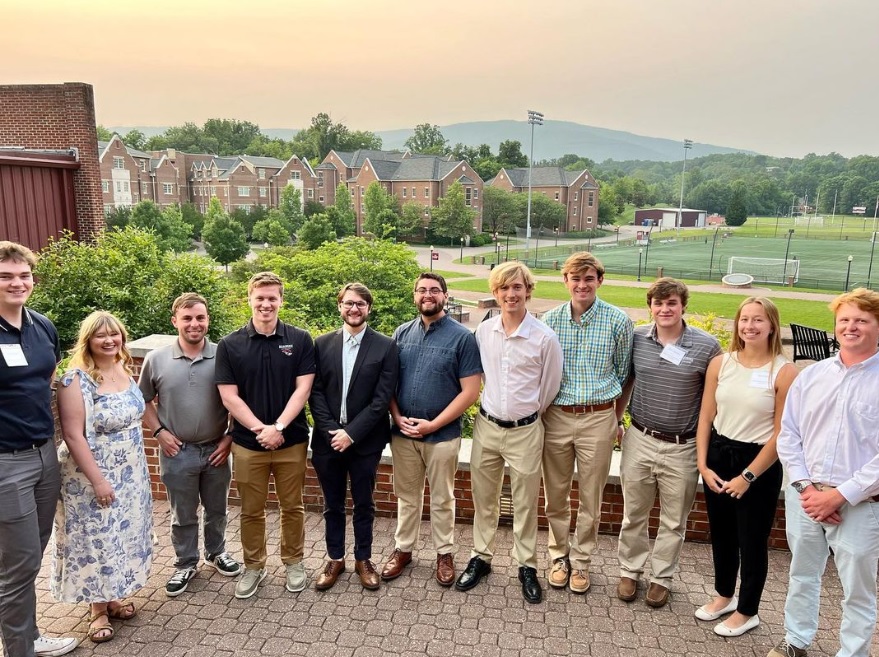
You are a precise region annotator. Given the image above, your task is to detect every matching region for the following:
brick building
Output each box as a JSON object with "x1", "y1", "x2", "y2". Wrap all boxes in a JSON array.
[{"x1": 0, "y1": 82, "x2": 104, "y2": 247}]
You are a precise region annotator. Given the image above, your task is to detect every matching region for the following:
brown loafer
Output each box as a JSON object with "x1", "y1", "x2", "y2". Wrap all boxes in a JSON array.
[
  {"x1": 646, "y1": 582, "x2": 670, "y2": 608},
  {"x1": 435, "y1": 553, "x2": 455, "y2": 587},
  {"x1": 381, "y1": 549, "x2": 412, "y2": 581},
  {"x1": 355, "y1": 559, "x2": 381, "y2": 590},
  {"x1": 617, "y1": 576, "x2": 637, "y2": 602},
  {"x1": 315, "y1": 560, "x2": 345, "y2": 591}
]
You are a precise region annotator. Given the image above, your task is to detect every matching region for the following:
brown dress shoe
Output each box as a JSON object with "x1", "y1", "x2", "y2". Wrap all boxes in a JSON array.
[
  {"x1": 617, "y1": 576, "x2": 637, "y2": 602},
  {"x1": 435, "y1": 553, "x2": 455, "y2": 587},
  {"x1": 355, "y1": 559, "x2": 381, "y2": 590},
  {"x1": 314, "y1": 560, "x2": 345, "y2": 591},
  {"x1": 380, "y1": 549, "x2": 412, "y2": 581},
  {"x1": 646, "y1": 582, "x2": 670, "y2": 608}
]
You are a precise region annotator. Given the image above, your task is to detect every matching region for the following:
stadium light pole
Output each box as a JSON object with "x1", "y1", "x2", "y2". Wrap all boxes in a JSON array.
[
  {"x1": 844, "y1": 255, "x2": 853, "y2": 292},
  {"x1": 678, "y1": 139, "x2": 693, "y2": 230},
  {"x1": 638, "y1": 248, "x2": 643, "y2": 281},
  {"x1": 525, "y1": 110, "x2": 544, "y2": 254},
  {"x1": 782, "y1": 229, "x2": 794, "y2": 286},
  {"x1": 708, "y1": 227, "x2": 720, "y2": 280}
]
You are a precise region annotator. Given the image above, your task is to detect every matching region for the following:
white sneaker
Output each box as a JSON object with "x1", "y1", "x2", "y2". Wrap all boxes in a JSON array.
[
  {"x1": 286, "y1": 562, "x2": 307, "y2": 592},
  {"x1": 34, "y1": 635, "x2": 79, "y2": 656}
]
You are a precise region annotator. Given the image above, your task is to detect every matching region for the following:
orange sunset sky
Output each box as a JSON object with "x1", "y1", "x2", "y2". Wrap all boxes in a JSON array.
[{"x1": 1, "y1": 0, "x2": 877, "y2": 158}]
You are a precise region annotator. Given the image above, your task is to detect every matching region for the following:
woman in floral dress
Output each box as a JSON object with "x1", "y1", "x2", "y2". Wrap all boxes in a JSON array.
[{"x1": 53, "y1": 311, "x2": 152, "y2": 643}]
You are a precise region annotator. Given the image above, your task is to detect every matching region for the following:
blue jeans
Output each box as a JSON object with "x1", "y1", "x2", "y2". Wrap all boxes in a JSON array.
[
  {"x1": 160, "y1": 440, "x2": 231, "y2": 569},
  {"x1": 783, "y1": 489, "x2": 879, "y2": 657},
  {"x1": 0, "y1": 440, "x2": 60, "y2": 657}
]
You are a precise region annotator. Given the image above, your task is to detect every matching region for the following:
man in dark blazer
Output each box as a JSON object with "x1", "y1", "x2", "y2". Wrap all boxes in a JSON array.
[{"x1": 309, "y1": 282, "x2": 399, "y2": 590}]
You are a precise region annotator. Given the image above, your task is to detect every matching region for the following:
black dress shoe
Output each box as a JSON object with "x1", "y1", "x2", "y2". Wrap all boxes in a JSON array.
[
  {"x1": 519, "y1": 566, "x2": 542, "y2": 603},
  {"x1": 455, "y1": 557, "x2": 491, "y2": 591}
]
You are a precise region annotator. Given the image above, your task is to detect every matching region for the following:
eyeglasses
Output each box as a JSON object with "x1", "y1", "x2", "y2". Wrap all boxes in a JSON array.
[
  {"x1": 340, "y1": 300, "x2": 368, "y2": 309},
  {"x1": 415, "y1": 287, "x2": 444, "y2": 296}
]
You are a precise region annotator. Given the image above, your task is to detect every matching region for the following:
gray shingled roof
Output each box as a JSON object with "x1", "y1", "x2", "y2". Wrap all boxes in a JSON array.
[
  {"x1": 334, "y1": 149, "x2": 405, "y2": 168},
  {"x1": 127, "y1": 146, "x2": 150, "y2": 159},
  {"x1": 370, "y1": 159, "x2": 404, "y2": 181},
  {"x1": 241, "y1": 155, "x2": 284, "y2": 168},
  {"x1": 498, "y1": 167, "x2": 593, "y2": 188}
]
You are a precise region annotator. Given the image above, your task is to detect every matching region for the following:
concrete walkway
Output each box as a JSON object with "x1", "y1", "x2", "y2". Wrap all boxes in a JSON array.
[{"x1": 26, "y1": 502, "x2": 867, "y2": 657}]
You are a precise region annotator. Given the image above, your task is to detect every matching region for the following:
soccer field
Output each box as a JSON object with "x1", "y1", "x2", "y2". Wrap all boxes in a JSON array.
[{"x1": 532, "y1": 235, "x2": 879, "y2": 290}]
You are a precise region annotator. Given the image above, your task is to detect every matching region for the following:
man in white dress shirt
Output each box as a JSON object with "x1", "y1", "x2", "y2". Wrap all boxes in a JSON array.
[
  {"x1": 769, "y1": 287, "x2": 879, "y2": 657},
  {"x1": 454, "y1": 262, "x2": 563, "y2": 603}
]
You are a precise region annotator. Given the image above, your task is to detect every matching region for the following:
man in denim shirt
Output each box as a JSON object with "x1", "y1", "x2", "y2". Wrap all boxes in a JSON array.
[{"x1": 380, "y1": 273, "x2": 482, "y2": 587}]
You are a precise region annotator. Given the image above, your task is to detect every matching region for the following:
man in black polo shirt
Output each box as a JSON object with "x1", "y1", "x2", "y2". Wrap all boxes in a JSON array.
[
  {"x1": 216, "y1": 271, "x2": 316, "y2": 599},
  {"x1": 0, "y1": 241, "x2": 77, "y2": 657}
]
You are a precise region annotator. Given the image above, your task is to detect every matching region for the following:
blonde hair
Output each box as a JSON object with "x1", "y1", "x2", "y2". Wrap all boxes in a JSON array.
[
  {"x1": 561, "y1": 251, "x2": 605, "y2": 278},
  {"x1": 0, "y1": 241, "x2": 37, "y2": 268},
  {"x1": 489, "y1": 261, "x2": 535, "y2": 300},
  {"x1": 729, "y1": 297, "x2": 784, "y2": 356},
  {"x1": 830, "y1": 287, "x2": 879, "y2": 323},
  {"x1": 247, "y1": 271, "x2": 284, "y2": 297},
  {"x1": 68, "y1": 311, "x2": 133, "y2": 382}
]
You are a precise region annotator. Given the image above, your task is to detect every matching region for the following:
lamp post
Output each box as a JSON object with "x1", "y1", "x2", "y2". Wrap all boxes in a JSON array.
[
  {"x1": 708, "y1": 227, "x2": 720, "y2": 280},
  {"x1": 534, "y1": 226, "x2": 542, "y2": 268},
  {"x1": 677, "y1": 138, "x2": 693, "y2": 229},
  {"x1": 554, "y1": 226, "x2": 559, "y2": 247},
  {"x1": 781, "y1": 229, "x2": 794, "y2": 285},
  {"x1": 845, "y1": 255, "x2": 853, "y2": 292},
  {"x1": 494, "y1": 231, "x2": 499, "y2": 264},
  {"x1": 644, "y1": 229, "x2": 651, "y2": 270},
  {"x1": 525, "y1": 109, "x2": 544, "y2": 253},
  {"x1": 637, "y1": 248, "x2": 643, "y2": 281},
  {"x1": 459, "y1": 236, "x2": 464, "y2": 263},
  {"x1": 429, "y1": 245, "x2": 434, "y2": 272}
]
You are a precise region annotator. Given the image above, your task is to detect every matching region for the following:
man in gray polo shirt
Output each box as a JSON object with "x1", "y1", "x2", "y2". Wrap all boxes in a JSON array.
[
  {"x1": 140, "y1": 293, "x2": 242, "y2": 597},
  {"x1": 617, "y1": 278, "x2": 721, "y2": 607}
]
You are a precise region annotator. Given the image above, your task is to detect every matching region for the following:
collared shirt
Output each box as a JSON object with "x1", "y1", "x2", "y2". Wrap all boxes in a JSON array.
[
  {"x1": 139, "y1": 339, "x2": 228, "y2": 444},
  {"x1": 542, "y1": 298, "x2": 633, "y2": 406},
  {"x1": 0, "y1": 308, "x2": 60, "y2": 448},
  {"x1": 476, "y1": 312, "x2": 563, "y2": 421},
  {"x1": 340, "y1": 326, "x2": 365, "y2": 425},
  {"x1": 777, "y1": 350, "x2": 879, "y2": 505},
  {"x1": 628, "y1": 321, "x2": 721, "y2": 435},
  {"x1": 393, "y1": 313, "x2": 483, "y2": 444},
  {"x1": 215, "y1": 319, "x2": 315, "y2": 450}
]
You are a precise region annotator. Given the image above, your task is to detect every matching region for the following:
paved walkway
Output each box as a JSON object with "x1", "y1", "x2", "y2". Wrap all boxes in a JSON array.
[{"x1": 25, "y1": 502, "x2": 867, "y2": 657}]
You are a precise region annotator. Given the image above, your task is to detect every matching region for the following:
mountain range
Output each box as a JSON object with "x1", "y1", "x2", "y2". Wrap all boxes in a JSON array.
[{"x1": 110, "y1": 120, "x2": 753, "y2": 163}]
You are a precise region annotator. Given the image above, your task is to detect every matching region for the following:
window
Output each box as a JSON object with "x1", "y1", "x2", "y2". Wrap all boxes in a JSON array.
[
  {"x1": 360, "y1": 186, "x2": 364, "y2": 196},
  {"x1": 142, "y1": 182, "x2": 149, "y2": 194},
  {"x1": 237, "y1": 186, "x2": 250, "y2": 196},
  {"x1": 573, "y1": 207, "x2": 578, "y2": 215},
  {"x1": 554, "y1": 192, "x2": 560, "y2": 201},
  {"x1": 574, "y1": 191, "x2": 579, "y2": 201},
  {"x1": 115, "y1": 181, "x2": 121, "y2": 192},
  {"x1": 402, "y1": 188, "x2": 408, "y2": 198},
  {"x1": 123, "y1": 181, "x2": 130, "y2": 192},
  {"x1": 465, "y1": 188, "x2": 472, "y2": 207},
  {"x1": 319, "y1": 196, "x2": 324, "y2": 203},
  {"x1": 139, "y1": 161, "x2": 146, "y2": 172},
  {"x1": 411, "y1": 187, "x2": 416, "y2": 197},
  {"x1": 102, "y1": 180, "x2": 110, "y2": 193},
  {"x1": 473, "y1": 188, "x2": 479, "y2": 200},
  {"x1": 350, "y1": 188, "x2": 355, "y2": 197},
  {"x1": 587, "y1": 216, "x2": 593, "y2": 224},
  {"x1": 258, "y1": 168, "x2": 265, "y2": 180},
  {"x1": 259, "y1": 187, "x2": 267, "y2": 198},
  {"x1": 163, "y1": 183, "x2": 174, "y2": 195},
  {"x1": 307, "y1": 189, "x2": 314, "y2": 198},
  {"x1": 113, "y1": 157, "x2": 124, "y2": 169},
  {"x1": 588, "y1": 192, "x2": 594, "y2": 207},
  {"x1": 291, "y1": 171, "x2": 301, "y2": 180},
  {"x1": 210, "y1": 186, "x2": 216, "y2": 196},
  {"x1": 424, "y1": 187, "x2": 429, "y2": 198}
]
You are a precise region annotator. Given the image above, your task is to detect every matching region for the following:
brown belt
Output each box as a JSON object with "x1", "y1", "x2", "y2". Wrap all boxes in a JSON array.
[
  {"x1": 631, "y1": 419, "x2": 695, "y2": 445},
  {"x1": 556, "y1": 401, "x2": 614, "y2": 415},
  {"x1": 814, "y1": 482, "x2": 879, "y2": 503}
]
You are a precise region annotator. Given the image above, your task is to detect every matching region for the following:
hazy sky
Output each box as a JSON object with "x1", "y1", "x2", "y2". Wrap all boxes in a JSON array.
[{"x1": 3, "y1": 0, "x2": 877, "y2": 158}]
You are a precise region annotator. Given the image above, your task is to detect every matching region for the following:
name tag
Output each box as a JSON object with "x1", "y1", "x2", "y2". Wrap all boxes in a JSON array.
[
  {"x1": 660, "y1": 344, "x2": 686, "y2": 365},
  {"x1": 749, "y1": 370, "x2": 770, "y2": 389},
  {"x1": 0, "y1": 344, "x2": 28, "y2": 367}
]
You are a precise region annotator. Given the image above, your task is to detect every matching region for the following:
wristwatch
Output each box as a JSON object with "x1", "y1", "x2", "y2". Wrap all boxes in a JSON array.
[
  {"x1": 791, "y1": 480, "x2": 812, "y2": 494},
  {"x1": 741, "y1": 468, "x2": 757, "y2": 483},
  {"x1": 274, "y1": 421, "x2": 285, "y2": 432}
]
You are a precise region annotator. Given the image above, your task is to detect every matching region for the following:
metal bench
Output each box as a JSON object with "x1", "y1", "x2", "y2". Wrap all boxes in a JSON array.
[{"x1": 790, "y1": 323, "x2": 839, "y2": 362}]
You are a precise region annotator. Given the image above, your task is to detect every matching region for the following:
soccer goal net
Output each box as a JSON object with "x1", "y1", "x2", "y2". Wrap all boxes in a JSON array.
[
  {"x1": 795, "y1": 215, "x2": 824, "y2": 227},
  {"x1": 727, "y1": 257, "x2": 799, "y2": 284}
]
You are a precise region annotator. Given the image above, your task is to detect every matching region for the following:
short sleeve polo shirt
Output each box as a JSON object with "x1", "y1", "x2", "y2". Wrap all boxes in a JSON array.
[
  {"x1": 215, "y1": 319, "x2": 315, "y2": 451},
  {"x1": 0, "y1": 308, "x2": 60, "y2": 448}
]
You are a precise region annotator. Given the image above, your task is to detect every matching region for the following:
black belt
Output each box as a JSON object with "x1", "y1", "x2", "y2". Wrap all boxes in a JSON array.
[
  {"x1": 0, "y1": 439, "x2": 48, "y2": 454},
  {"x1": 479, "y1": 407, "x2": 539, "y2": 429},
  {"x1": 631, "y1": 419, "x2": 695, "y2": 445}
]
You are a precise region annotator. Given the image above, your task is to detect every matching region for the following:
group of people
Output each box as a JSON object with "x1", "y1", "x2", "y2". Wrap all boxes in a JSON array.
[{"x1": 2, "y1": 238, "x2": 878, "y2": 657}]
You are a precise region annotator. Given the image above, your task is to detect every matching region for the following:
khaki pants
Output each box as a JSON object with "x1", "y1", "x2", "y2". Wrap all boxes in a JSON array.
[
  {"x1": 470, "y1": 414, "x2": 543, "y2": 569},
  {"x1": 542, "y1": 405, "x2": 616, "y2": 569},
  {"x1": 617, "y1": 425, "x2": 699, "y2": 587},
  {"x1": 390, "y1": 434, "x2": 461, "y2": 554},
  {"x1": 232, "y1": 442, "x2": 306, "y2": 569}
]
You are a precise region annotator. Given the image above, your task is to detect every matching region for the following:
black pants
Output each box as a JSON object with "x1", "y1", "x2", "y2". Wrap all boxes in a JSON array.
[
  {"x1": 703, "y1": 429, "x2": 782, "y2": 616},
  {"x1": 311, "y1": 449, "x2": 383, "y2": 562}
]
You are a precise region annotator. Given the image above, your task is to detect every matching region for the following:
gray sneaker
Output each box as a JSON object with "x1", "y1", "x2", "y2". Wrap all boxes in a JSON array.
[
  {"x1": 235, "y1": 567, "x2": 267, "y2": 599},
  {"x1": 768, "y1": 640, "x2": 807, "y2": 657},
  {"x1": 286, "y1": 562, "x2": 307, "y2": 592}
]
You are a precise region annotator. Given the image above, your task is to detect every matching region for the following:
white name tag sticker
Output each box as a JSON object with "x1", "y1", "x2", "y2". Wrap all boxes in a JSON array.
[
  {"x1": 749, "y1": 370, "x2": 770, "y2": 388},
  {"x1": 660, "y1": 344, "x2": 686, "y2": 365},
  {"x1": 0, "y1": 343, "x2": 28, "y2": 367}
]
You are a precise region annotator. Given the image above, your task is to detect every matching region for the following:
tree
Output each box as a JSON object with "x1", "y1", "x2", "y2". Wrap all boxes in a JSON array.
[
  {"x1": 129, "y1": 201, "x2": 192, "y2": 253},
  {"x1": 482, "y1": 186, "x2": 520, "y2": 235},
  {"x1": 297, "y1": 215, "x2": 337, "y2": 250},
  {"x1": 398, "y1": 202, "x2": 427, "y2": 238},
  {"x1": 726, "y1": 181, "x2": 748, "y2": 226},
  {"x1": 96, "y1": 125, "x2": 113, "y2": 141},
  {"x1": 202, "y1": 199, "x2": 249, "y2": 268},
  {"x1": 362, "y1": 182, "x2": 399, "y2": 237},
  {"x1": 123, "y1": 129, "x2": 146, "y2": 150},
  {"x1": 180, "y1": 203, "x2": 204, "y2": 239},
  {"x1": 252, "y1": 219, "x2": 290, "y2": 246},
  {"x1": 404, "y1": 123, "x2": 448, "y2": 155},
  {"x1": 430, "y1": 181, "x2": 477, "y2": 241},
  {"x1": 497, "y1": 140, "x2": 528, "y2": 168},
  {"x1": 513, "y1": 192, "x2": 566, "y2": 232},
  {"x1": 304, "y1": 200, "x2": 325, "y2": 217},
  {"x1": 104, "y1": 205, "x2": 132, "y2": 229},
  {"x1": 279, "y1": 185, "x2": 306, "y2": 234},
  {"x1": 331, "y1": 182, "x2": 356, "y2": 237},
  {"x1": 596, "y1": 182, "x2": 618, "y2": 225}
]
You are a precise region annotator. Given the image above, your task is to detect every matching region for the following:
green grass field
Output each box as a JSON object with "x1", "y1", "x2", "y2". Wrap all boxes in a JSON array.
[{"x1": 448, "y1": 278, "x2": 835, "y2": 329}]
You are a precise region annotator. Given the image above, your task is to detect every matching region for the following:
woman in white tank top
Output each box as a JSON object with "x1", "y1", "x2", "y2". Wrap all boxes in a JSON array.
[{"x1": 693, "y1": 297, "x2": 798, "y2": 637}]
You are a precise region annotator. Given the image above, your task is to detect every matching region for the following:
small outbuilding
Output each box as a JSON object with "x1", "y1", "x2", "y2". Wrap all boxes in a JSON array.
[{"x1": 634, "y1": 207, "x2": 707, "y2": 230}]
